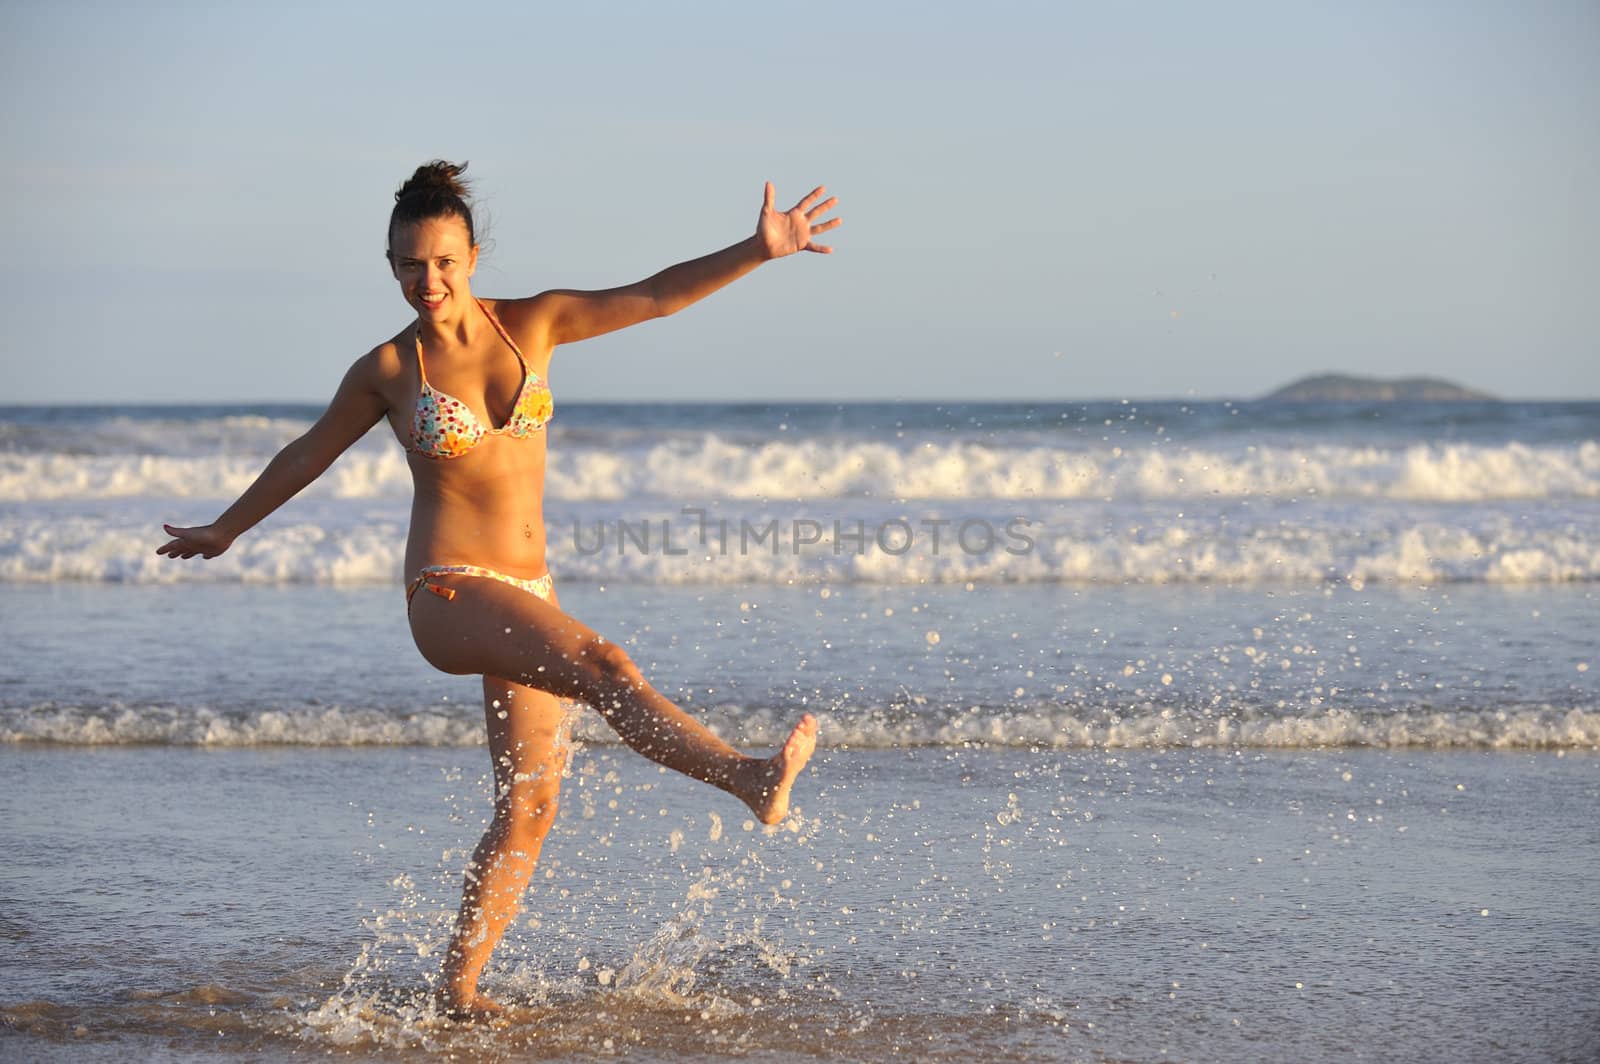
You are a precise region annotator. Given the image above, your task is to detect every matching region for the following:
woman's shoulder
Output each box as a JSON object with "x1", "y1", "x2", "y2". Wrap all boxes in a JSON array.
[
  {"x1": 478, "y1": 295, "x2": 557, "y2": 353},
  {"x1": 355, "y1": 327, "x2": 415, "y2": 381}
]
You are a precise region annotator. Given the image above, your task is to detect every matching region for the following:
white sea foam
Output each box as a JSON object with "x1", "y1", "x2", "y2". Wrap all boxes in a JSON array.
[
  {"x1": 0, "y1": 511, "x2": 409, "y2": 584},
  {"x1": 8, "y1": 408, "x2": 1596, "y2": 585},
  {"x1": 0, "y1": 447, "x2": 415, "y2": 502},
  {"x1": 5, "y1": 701, "x2": 1595, "y2": 749},
  {"x1": 0, "y1": 413, "x2": 312, "y2": 458},
  {"x1": 0, "y1": 704, "x2": 485, "y2": 746},
  {"x1": 5, "y1": 500, "x2": 1596, "y2": 584},
  {"x1": 4, "y1": 437, "x2": 1597, "y2": 503}
]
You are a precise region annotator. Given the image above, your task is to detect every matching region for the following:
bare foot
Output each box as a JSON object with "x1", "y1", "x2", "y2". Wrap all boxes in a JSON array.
[
  {"x1": 742, "y1": 714, "x2": 818, "y2": 825},
  {"x1": 436, "y1": 990, "x2": 505, "y2": 1024}
]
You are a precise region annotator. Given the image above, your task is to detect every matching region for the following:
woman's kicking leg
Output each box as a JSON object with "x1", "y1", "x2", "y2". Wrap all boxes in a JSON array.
[
  {"x1": 408, "y1": 575, "x2": 817, "y2": 825},
  {"x1": 438, "y1": 675, "x2": 572, "y2": 1017}
]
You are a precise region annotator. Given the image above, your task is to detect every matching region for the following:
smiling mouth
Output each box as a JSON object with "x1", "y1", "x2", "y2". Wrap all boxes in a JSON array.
[{"x1": 419, "y1": 293, "x2": 446, "y2": 307}]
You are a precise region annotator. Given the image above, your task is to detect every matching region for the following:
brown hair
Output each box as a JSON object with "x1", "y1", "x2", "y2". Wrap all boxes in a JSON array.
[{"x1": 388, "y1": 160, "x2": 476, "y2": 253}]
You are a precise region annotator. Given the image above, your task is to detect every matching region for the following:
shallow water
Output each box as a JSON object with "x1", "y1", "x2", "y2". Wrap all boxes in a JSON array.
[
  {"x1": 3, "y1": 582, "x2": 1596, "y2": 749},
  {"x1": 3, "y1": 742, "x2": 1597, "y2": 1062}
]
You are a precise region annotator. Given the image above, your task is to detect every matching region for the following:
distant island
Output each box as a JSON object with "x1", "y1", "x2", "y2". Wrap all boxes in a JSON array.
[{"x1": 1261, "y1": 374, "x2": 1497, "y2": 402}]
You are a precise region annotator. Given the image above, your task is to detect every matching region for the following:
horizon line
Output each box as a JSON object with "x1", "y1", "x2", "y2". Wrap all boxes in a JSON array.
[{"x1": 6, "y1": 394, "x2": 1596, "y2": 407}]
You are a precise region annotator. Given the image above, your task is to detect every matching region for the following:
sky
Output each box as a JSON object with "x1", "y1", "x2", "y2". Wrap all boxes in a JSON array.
[{"x1": 2, "y1": 0, "x2": 1596, "y2": 403}]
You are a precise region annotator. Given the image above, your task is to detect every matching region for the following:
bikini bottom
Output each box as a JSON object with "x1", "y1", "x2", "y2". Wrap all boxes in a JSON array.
[{"x1": 406, "y1": 564, "x2": 555, "y2": 612}]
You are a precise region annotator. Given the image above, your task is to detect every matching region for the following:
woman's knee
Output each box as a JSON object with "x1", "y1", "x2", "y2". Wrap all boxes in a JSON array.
[
  {"x1": 576, "y1": 637, "x2": 642, "y2": 691},
  {"x1": 497, "y1": 780, "x2": 561, "y2": 837}
]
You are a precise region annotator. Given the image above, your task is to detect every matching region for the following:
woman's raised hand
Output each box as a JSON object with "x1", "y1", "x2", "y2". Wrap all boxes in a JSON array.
[
  {"x1": 756, "y1": 183, "x2": 840, "y2": 259},
  {"x1": 157, "y1": 522, "x2": 234, "y2": 560}
]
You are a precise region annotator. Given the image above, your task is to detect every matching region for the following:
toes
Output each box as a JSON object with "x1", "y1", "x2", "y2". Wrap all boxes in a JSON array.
[{"x1": 785, "y1": 715, "x2": 819, "y2": 755}]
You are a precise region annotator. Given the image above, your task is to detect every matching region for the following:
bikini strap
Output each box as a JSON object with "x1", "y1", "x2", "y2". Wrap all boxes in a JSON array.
[
  {"x1": 413, "y1": 327, "x2": 431, "y2": 386},
  {"x1": 476, "y1": 298, "x2": 527, "y2": 361},
  {"x1": 414, "y1": 300, "x2": 520, "y2": 386}
]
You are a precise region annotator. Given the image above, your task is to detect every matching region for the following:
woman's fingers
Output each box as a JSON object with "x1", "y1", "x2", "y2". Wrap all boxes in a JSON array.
[
  {"x1": 804, "y1": 195, "x2": 838, "y2": 220},
  {"x1": 158, "y1": 523, "x2": 218, "y2": 559},
  {"x1": 793, "y1": 186, "x2": 827, "y2": 213},
  {"x1": 798, "y1": 191, "x2": 839, "y2": 253},
  {"x1": 758, "y1": 182, "x2": 839, "y2": 257}
]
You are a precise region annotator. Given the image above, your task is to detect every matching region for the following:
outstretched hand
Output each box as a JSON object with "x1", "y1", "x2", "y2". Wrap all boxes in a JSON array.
[
  {"x1": 756, "y1": 183, "x2": 840, "y2": 259},
  {"x1": 157, "y1": 522, "x2": 234, "y2": 560}
]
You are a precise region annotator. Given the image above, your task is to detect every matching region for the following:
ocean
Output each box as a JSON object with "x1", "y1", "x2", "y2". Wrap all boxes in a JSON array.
[{"x1": 2, "y1": 399, "x2": 1597, "y2": 1062}]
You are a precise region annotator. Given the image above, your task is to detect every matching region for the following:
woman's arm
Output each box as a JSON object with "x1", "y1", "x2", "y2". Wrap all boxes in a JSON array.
[
  {"x1": 157, "y1": 353, "x2": 389, "y2": 560},
  {"x1": 522, "y1": 183, "x2": 839, "y2": 347}
]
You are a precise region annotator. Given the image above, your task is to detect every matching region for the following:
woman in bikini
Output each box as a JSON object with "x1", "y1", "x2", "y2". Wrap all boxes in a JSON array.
[{"x1": 157, "y1": 161, "x2": 837, "y2": 1017}]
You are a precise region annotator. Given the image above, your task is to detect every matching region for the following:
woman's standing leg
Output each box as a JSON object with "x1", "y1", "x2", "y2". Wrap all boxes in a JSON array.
[{"x1": 438, "y1": 675, "x2": 573, "y2": 1016}]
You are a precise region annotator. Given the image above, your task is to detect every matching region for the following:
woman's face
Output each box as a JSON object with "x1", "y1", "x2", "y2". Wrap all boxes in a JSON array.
[{"x1": 388, "y1": 215, "x2": 478, "y2": 322}]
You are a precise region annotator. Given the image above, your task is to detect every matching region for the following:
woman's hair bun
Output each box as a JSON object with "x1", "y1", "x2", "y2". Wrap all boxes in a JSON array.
[
  {"x1": 395, "y1": 160, "x2": 471, "y2": 204},
  {"x1": 388, "y1": 160, "x2": 477, "y2": 249}
]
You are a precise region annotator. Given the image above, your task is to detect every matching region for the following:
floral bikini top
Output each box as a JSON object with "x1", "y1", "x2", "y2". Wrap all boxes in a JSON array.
[{"x1": 409, "y1": 299, "x2": 554, "y2": 459}]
